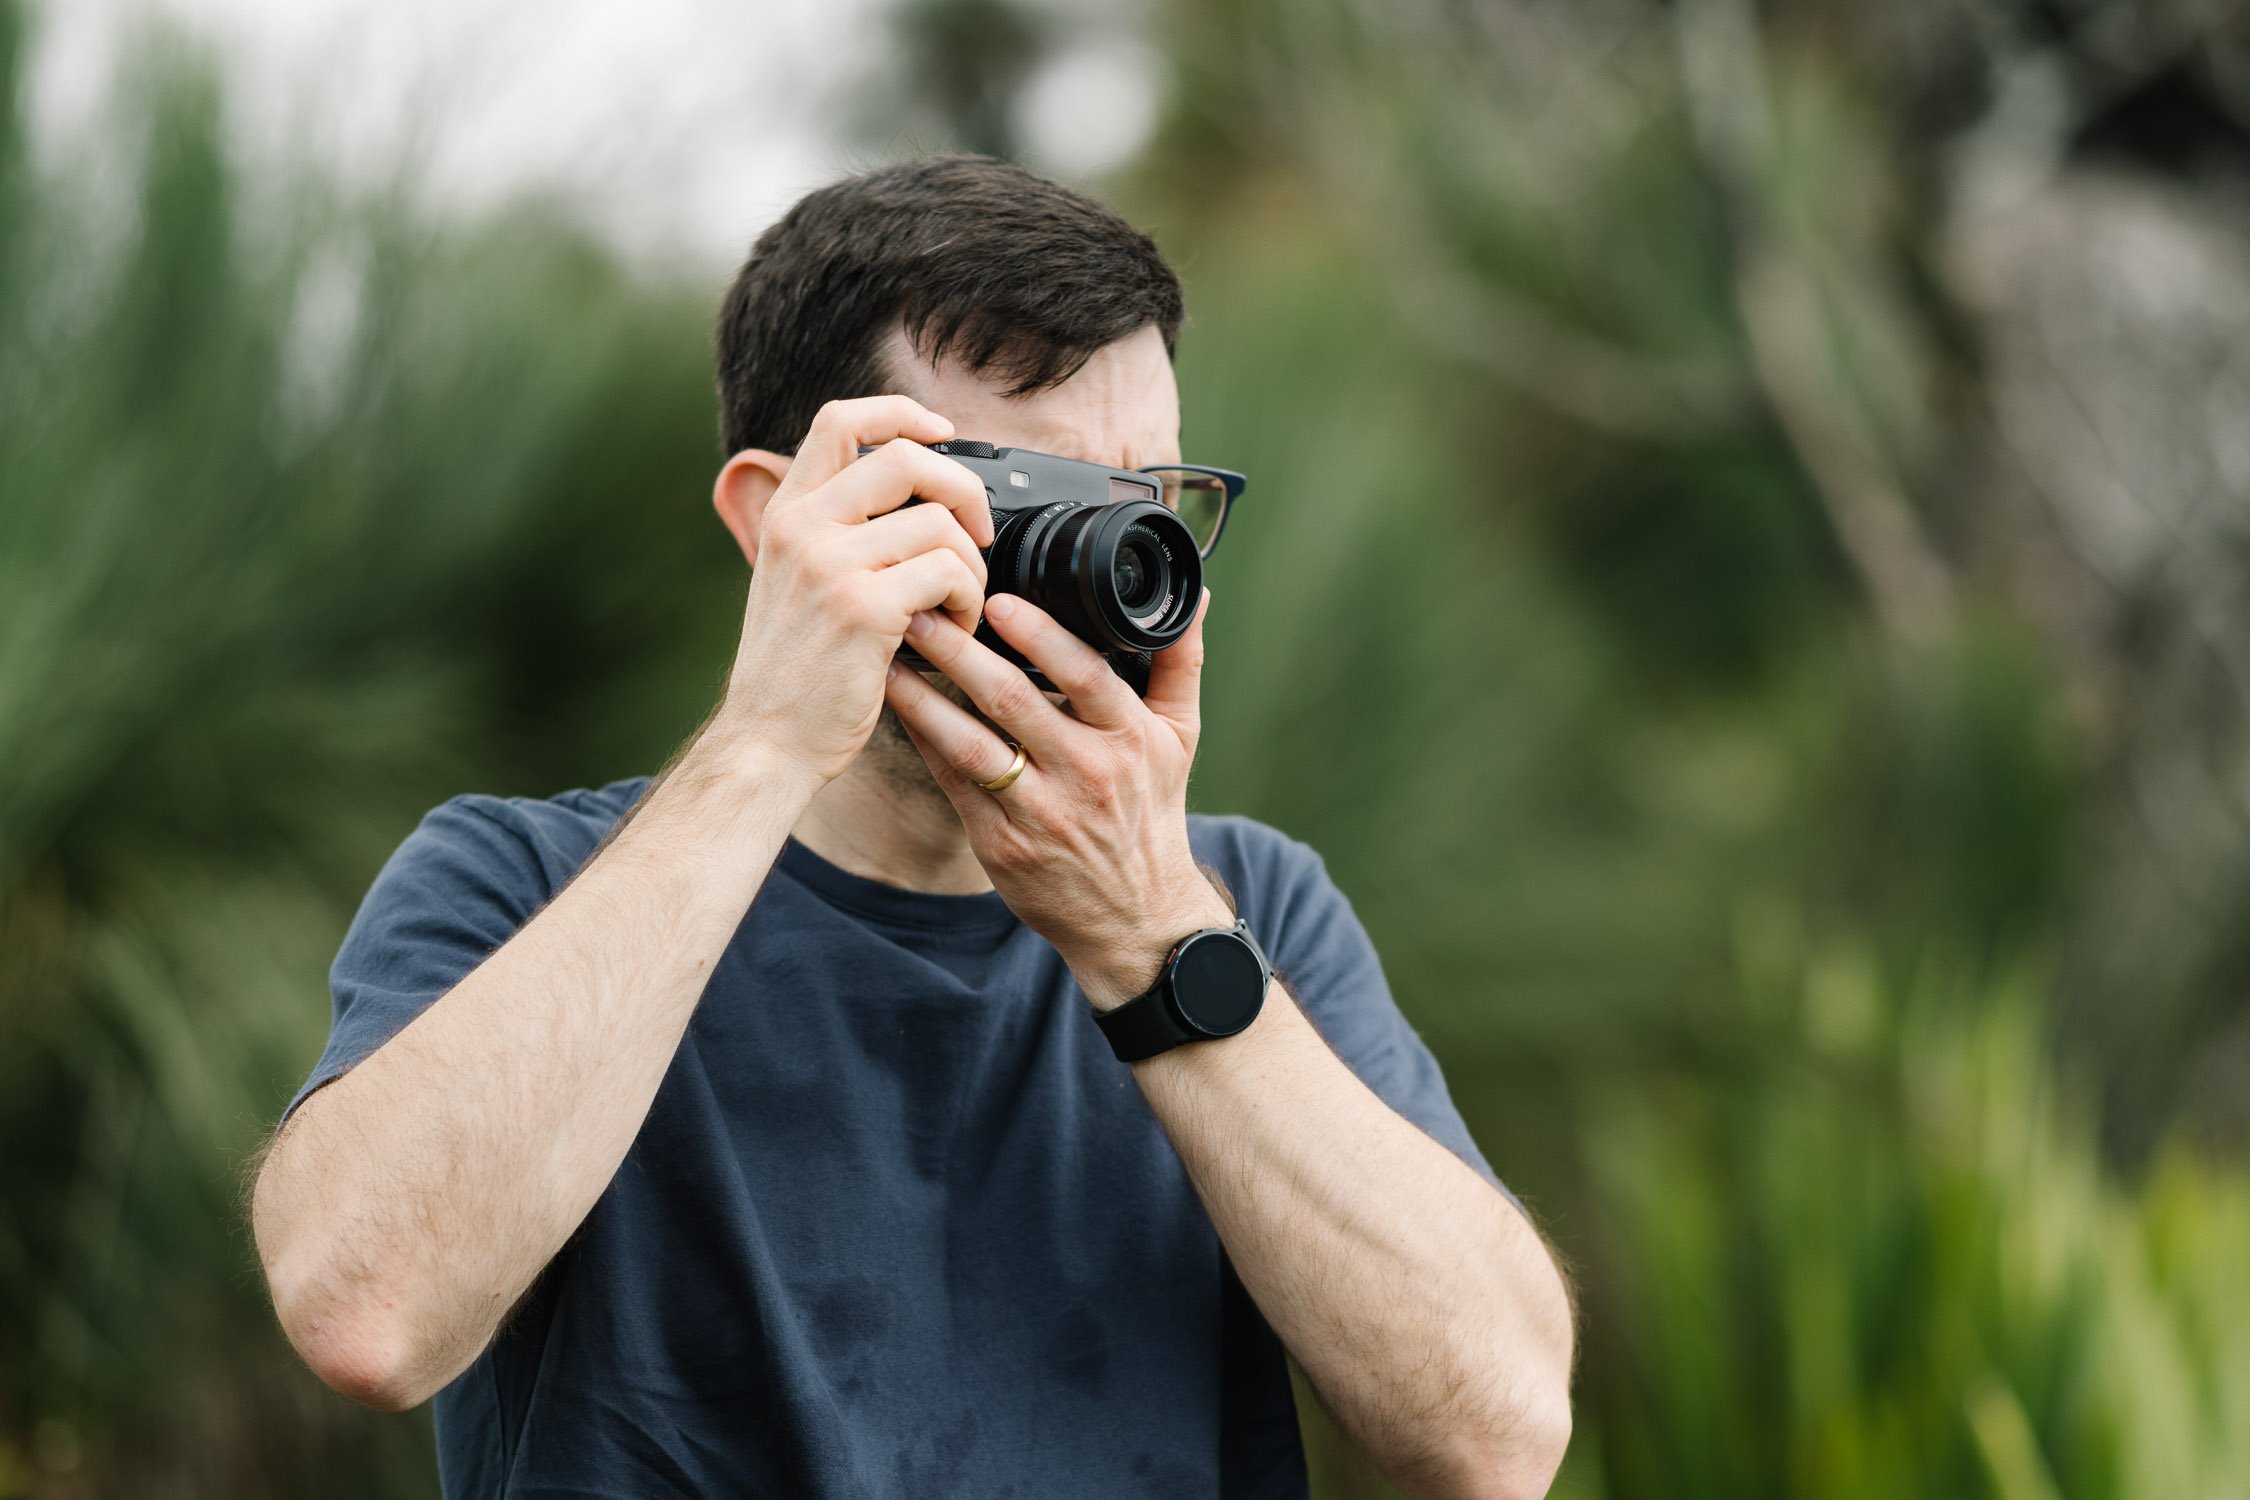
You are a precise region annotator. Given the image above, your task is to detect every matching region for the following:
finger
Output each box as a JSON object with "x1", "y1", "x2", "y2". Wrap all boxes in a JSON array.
[
  {"x1": 818, "y1": 439, "x2": 995, "y2": 545},
  {"x1": 904, "y1": 612, "x2": 1080, "y2": 758},
  {"x1": 1144, "y1": 587, "x2": 1210, "y2": 729},
  {"x1": 877, "y1": 550, "x2": 985, "y2": 636},
  {"x1": 979, "y1": 594, "x2": 1137, "y2": 729},
  {"x1": 892, "y1": 713, "x2": 1013, "y2": 838},
  {"x1": 883, "y1": 660, "x2": 1024, "y2": 788},
  {"x1": 786, "y1": 396, "x2": 954, "y2": 494},
  {"x1": 844, "y1": 501, "x2": 988, "y2": 592}
]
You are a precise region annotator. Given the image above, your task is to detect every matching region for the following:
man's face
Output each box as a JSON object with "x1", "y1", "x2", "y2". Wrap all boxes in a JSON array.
[{"x1": 852, "y1": 323, "x2": 1184, "y2": 794}]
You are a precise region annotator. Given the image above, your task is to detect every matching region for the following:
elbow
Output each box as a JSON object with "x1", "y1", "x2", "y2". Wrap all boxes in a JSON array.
[
  {"x1": 1461, "y1": 1379, "x2": 1573, "y2": 1500},
  {"x1": 1387, "y1": 1197, "x2": 1580, "y2": 1498},
  {"x1": 1422, "y1": 1322, "x2": 1575, "y2": 1500},
  {"x1": 252, "y1": 1121, "x2": 445, "y2": 1412},
  {"x1": 261, "y1": 1237, "x2": 435, "y2": 1413},
  {"x1": 1456, "y1": 1228, "x2": 1577, "y2": 1498},
  {"x1": 1412, "y1": 1379, "x2": 1571, "y2": 1500},
  {"x1": 293, "y1": 1309, "x2": 430, "y2": 1413}
]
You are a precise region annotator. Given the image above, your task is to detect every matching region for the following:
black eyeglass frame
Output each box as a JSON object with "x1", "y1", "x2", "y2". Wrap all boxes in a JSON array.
[
  {"x1": 776, "y1": 445, "x2": 1250, "y2": 560},
  {"x1": 1136, "y1": 464, "x2": 1248, "y2": 559}
]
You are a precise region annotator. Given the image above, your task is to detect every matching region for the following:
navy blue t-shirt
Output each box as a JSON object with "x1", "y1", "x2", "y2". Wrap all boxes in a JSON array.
[{"x1": 287, "y1": 777, "x2": 1508, "y2": 1498}]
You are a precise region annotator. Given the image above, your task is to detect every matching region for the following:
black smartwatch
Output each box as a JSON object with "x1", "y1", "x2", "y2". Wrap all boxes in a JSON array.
[{"x1": 1094, "y1": 919, "x2": 1272, "y2": 1063}]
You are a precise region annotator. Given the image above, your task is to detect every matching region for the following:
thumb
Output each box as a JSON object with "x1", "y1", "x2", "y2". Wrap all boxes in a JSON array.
[{"x1": 1143, "y1": 588, "x2": 1209, "y2": 733}]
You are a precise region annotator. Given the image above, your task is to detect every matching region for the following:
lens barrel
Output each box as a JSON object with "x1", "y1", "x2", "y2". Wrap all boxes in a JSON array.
[{"x1": 988, "y1": 498, "x2": 1202, "y2": 653}]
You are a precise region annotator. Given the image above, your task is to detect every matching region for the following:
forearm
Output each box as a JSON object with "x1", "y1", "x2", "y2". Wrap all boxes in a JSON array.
[
  {"x1": 1128, "y1": 982, "x2": 1574, "y2": 1499},
  {"x1": 253, "y1": 725, "x2": 814, "y2": 1408}
]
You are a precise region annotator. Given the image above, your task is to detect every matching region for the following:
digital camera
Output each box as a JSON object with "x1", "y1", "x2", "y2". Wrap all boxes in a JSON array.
[{"x1": 898, "y1": 439, "x2": 1205, "y2": 695}]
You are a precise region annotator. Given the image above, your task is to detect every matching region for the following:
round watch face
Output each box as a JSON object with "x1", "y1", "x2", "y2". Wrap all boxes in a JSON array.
[{"x1": 1170, "y1": 930, "x2": 1267, "y2": 1036}]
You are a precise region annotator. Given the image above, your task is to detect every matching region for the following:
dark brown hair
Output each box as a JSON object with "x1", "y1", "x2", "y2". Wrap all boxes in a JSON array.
[{"x1": 713, "y1": 155, "x2": 1185, "y2": 455}]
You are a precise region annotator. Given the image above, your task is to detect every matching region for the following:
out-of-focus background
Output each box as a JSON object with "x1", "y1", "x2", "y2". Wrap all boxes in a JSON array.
[{"x1": 5, "y1": 0, "x2": 2249, "y2": 1492}]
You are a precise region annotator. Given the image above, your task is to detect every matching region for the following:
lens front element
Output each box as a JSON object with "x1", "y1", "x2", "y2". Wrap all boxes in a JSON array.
[
  {"x1": 989, "y1": 497, "x2": 1202, "y2": 653},
  {"x1": 1112, "y1": 526, "x2": 1168, "y2": 614}
]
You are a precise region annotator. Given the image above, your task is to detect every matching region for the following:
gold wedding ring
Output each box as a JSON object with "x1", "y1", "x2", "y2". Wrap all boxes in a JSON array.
[{"x1": 977, "y1": 744, "x2": 1029, "y2": 794}]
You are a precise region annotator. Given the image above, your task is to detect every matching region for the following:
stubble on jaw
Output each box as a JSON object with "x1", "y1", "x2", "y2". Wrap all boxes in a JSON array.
[
  {"x1": 862, "y1": 671, "x2": 994, "y2": 804},
  {"x1": 862, "y1": 663, "x2": 1069, "y2": 801}
]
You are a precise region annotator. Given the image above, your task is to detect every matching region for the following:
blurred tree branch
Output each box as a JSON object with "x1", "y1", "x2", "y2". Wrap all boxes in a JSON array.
[{"x1": 1156, "y1": 0, "x2": 2250, "y2": 1158}]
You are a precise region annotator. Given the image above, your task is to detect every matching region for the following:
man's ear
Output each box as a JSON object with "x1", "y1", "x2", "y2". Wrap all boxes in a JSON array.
[{"x1": 713, "y1": 449, "x2": 792, "y2": 565}]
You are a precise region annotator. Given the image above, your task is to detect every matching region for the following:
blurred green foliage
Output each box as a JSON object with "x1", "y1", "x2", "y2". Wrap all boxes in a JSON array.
[
  {"x1": 1584, "y1": 937, "x2": 2250, "y2": 1498},
  {"x1": 4, "y1": 0, "x2": 2249, "y2": 1494},
  {"x1": 0, "y1": 8, "x2": 736, "y2": 1489}
]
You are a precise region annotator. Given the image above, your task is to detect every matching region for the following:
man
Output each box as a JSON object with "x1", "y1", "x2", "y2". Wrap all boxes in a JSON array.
[{"x1": 251, "y1": 155, "x2": 1574, "y2": 1499}]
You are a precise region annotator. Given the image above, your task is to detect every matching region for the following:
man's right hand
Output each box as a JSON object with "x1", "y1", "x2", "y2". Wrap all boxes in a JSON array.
[
  {"x1": 251, "y1": 396, "x2": 995, "y2": 1413},
  {"x1": 720, "y1": 395, "x2": 994, "y2": 787}
]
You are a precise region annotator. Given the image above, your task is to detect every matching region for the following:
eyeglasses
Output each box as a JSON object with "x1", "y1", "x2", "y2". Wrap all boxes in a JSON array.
[
  {"x1": 787, "y1": 444, "x2": 1249, "y2": 559},
  {"x1": 1136, "y1": 465, "x2": 1247, "y2": 558}
]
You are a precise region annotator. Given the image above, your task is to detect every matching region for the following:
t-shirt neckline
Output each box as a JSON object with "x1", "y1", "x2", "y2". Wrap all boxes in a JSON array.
[{"x1": 775, "y1": 835, "x2": 1020, "y2": 936}]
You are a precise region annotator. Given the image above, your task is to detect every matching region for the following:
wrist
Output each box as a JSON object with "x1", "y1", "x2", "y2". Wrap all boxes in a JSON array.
[
  {"x1": 630, "y1": 723, "x2": 822, "y2": 872},
  {"x1": 1069, "y1": 878, "x2": 1238, "y2": 1013},
  {"x1": 687, "y1": 713, "x2": 829, "y2": 809}
]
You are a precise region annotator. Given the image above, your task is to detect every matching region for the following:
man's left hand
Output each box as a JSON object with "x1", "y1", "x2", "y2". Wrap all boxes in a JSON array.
[
  {"x1": 881, "y1": 589, "x2": 1233, "y2": 1010},
  {"x1": 890, "y1": 587, "x2": 1579, "y2": 1500}
]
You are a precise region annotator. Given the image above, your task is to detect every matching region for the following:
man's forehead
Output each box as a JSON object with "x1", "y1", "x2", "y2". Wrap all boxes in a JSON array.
[{"x1": 877, "y1": 324, "x2": 1181, "y2": 469}]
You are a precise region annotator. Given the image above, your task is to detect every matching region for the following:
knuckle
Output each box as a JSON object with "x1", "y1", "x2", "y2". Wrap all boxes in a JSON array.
[
  {"x1": 914, "y1": 445, "x2": 979, "y2": 491},
  {"x1": 918, "y1": 457, "x2": 976, "y2": 506},
  {"x1": 1064, "y1": 659, "x2": 1108, "y2": 698},
  {"x1": 987, "y1": 677, "x2": 1039, "y2": 723},
  {"x1": 952, "y1": 512, "x2": 989, "y2": 559},
  {"x1": 901, "y1": 442, "x2": 973, "y2": 501},
  {"x1": 823, "y1": 575, "x2": 881, "y2": 628},
  {"x1": 835, "y1": 595, "x2": 883, "y2": 634},
  {"x1": 891, "y1": 503, "x2": 943, "y2": 550},
  {"x1": 760, "y1": 514, "x2": 801, "y2": 559},
  {"x1": 866, "y1": 439, "x2": 915, "y2": 481}
]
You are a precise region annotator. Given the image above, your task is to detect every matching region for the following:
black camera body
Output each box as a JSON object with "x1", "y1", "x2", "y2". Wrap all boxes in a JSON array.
[{"x1": 900, "y1": 439, "x2": 1204, "y2": 695}]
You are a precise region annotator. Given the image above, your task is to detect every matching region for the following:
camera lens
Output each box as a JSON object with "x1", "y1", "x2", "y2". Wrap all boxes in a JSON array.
[
  {"x1": 1112, "y1": 528, "x2": 1168, "y2": 614},
  {"x1": 989, "y1": 497, "x2": 1202, "y2": 653}
]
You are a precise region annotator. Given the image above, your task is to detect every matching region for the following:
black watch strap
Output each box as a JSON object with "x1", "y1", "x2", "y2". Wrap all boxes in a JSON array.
[
  {"x1": 1094, "y1": 919, "x2": 1264, "y2": 1063},
  {"x1": 1096, "y1": 974, "x2": 1204, "y2": 1062}
]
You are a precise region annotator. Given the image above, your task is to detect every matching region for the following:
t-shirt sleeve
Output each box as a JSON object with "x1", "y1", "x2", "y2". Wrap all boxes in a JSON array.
[
  {"x1": 282, "y1": 797, "x2": 552, "y2": 1124},
  {"x1": 1231, "y1": 823, "x2": 1519, "y2": 1210}
]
